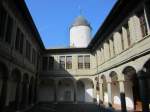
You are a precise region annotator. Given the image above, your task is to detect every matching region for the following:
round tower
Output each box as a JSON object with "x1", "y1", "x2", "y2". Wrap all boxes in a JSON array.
[{"x1": 70, "y1": 16, "x2": 92, "y2": 48}]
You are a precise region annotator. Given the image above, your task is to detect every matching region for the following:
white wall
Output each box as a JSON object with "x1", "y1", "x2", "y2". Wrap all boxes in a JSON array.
[{"x1": 70, "y1": 26, "x2": 91, "y2": 48}]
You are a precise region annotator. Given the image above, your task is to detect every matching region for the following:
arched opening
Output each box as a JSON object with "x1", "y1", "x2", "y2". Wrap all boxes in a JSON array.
[
  {"x1": 21, "y1": 73, "x2": 29, "y2": 108},
  {"x1": 77, "y1": 80, "x2": 85, "y2": 102},
  {"x1": 143, "y1": 59, "x2": 150, "y2": 110},
  {"x1": 122, "y1": 66, "x2": 141, "y2": 111},
  {"x1": 38, "y1": 79, "x2": 55, "y2": 102},
  {"x1": 109, "y1": 71, "x2": 120, "y2": 110},
  {"x1": 78, "y1": 78, "x2": 94, "y2": 103},
  {"x1": 28, "y1": 77, "x2": 34, "y2": 105},
  {"x1": 9, "y1": 68, "x2": 21, "y2": 109},
  {"x1": 58, "y1": 79, "x2": 74, "y2": 102},
  {"x1": 0, "y1": 62, "x2": 8, "y2": 109},
  {"x1": 101, "y1": 75, "x2": 107, "y2": 104}
]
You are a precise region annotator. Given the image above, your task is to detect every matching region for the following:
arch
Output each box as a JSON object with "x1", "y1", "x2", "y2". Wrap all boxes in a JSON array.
[
  {"x1": 21, "y1": 73, "x2": 29, "y2": 107},
  {"x1": 143, "y1": 58, "x2": 150, "y2": 72},
  {"x1": 76, "y1": 80, "x2": 85, "y2": 102},
  {"x1": 122, "y1": 66, "x2": 136, "y2": 80},
  {"x1": 58, "y1": 78, "x2": 74, "y2": 102},
  {"x1": 101, "y1": 75, "x2": 107, "y2": 103},
  {"x1": 78, "y1": 78, "x2": 94, "y2": 102},
  {"x1": 109, "y1": 71, "x2": 120, "y2": 109},
  {"x1": 11, "y1": 68, "x2": 21, "y2": 82},
  {"x1": 9, "y1": 68, "x2": 22, "y2": 108},
  {"x1": 0, "y1": 62, "x2": 9, "y2": 109},
  {"x1": 122, "y1": 66, "x2": 141, "y2": 111},
  {"x1": 38, "y1": 79, "x2": 55, "y2": 102},
  {"x1": 0, "y1": 61, "x2": 8, "y2": 79},
  {"x1": 28, "y1": 77, "x2": 35, "y2": 105}
]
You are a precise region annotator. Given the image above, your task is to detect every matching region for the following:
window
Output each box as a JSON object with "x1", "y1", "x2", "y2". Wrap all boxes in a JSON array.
[
  {"x1": 84, "y1": 55, "x2": 90, "y2": 69},
  {"x1": 42, "y1": 57, "x2": 48, "y2": 71},
  {"x1": 66, "y1": 56, "x2": 72, "y2": 69},
  {"x1": 15, "y1": 28, "x2": 24, "y2": 54},
  {"x1": 32, "y1": 49, "x2": 36, "y2": 65},
  {"x1": 119, "y1": 30, "x2": 124, "y2": 50},
  {"x1": 78, "y1": 56, "x2": 83, "y2": 69},
  {"x1": 5, "y1": 15, "x2": 13, "y2": 44},
  {"x1": 125, "y1": 24, "x2": 131, "y2": 46},
  {"x1": 60, "y1": 56, "x2": 65, "y2": 69},
  {"x1": 138, "y1": 11, "x2": 148, "y2": 37},
  {"x1": 0, "y1": 4, "x2": 7, "y2": 40},
  {"x1": 26, "y1": 40, "x2": 31, "y2": 61},
  {"x1": 48, "y1": 56, "x2": 54, "y2": 70}
]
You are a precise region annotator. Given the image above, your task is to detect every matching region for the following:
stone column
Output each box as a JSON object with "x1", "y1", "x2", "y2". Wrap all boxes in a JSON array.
[
  {"x1": 54, "y1": 80, "x2": 58, "y2": 103},
  {"x1": 74, "y1": 81, "x2": 77, "y2": 103},
  {"x1": 99, "y1": 82, "x2": 103, "y2": 102},
  {"x1": 15, "y1": 81, "x2": 21, "y2": 110},
  {"x1": 0, "y1": 78, "x2": 8, "y2": 111},
  {"x1": 21, "y1": 81, "x2": 29, "y2": 108},
  {"x1": 138, "y1": 70, "x2": 149, "y2": 112},
  {"x1": 107, "y1": 82, "x2": 112, "y2": 105},
  {"x1": 119, "y1": 80, "x2": 127, "y2": 112},
  {"x1": 93, "y1": 80, "x2": 97, "y2": 102},
  {"x1": 26, "y1": 83, "x2": 29, "y2": 107}
]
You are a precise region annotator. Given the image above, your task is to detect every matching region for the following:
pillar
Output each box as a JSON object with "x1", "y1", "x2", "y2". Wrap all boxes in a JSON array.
[
  {"x1": 21, "y1": 81, "x2": 29, "y2": 108},
  {"x1": 99, "y1": 82, "x2": 103, "y2": 102},
  {"x1": 119, "y1": 80, "x2": 127, "y2": 112},
  {"x1": 74, "y1": 81, "x2": 77, "y2": 103},
  {"x1": 54, "y1": 80, "x2": 58, "y2": 103},
  {"x1": 107, "y1": 82, "x2": 112, "y2": 104},
  {"x1": 15, "y1": 81, "x2": 21, "y2": 110},
  {"x1": 93, "y1": 80, "x2": 97, "y2": 102},
  {"x1": 0, "y1": 78, "x2": 8, "y2": 111},
  {"x1": 138, "y1": 70, "x2": 149, "y2": 112}
]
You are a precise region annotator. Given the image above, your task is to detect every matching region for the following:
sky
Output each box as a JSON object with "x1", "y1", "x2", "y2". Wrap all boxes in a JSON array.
[{"x1": 25, "y1": 0, "x2": 117, "y2": 48}]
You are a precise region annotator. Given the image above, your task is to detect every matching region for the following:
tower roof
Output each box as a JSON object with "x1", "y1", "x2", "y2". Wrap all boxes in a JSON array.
[{"x1": 71, "y1": 16, "x2": 91, "y2": 28}]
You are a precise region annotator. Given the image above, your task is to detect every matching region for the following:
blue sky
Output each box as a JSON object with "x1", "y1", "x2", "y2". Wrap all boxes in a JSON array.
[{"x1": 25, "y1": 0, "x2": 117, "y2": 48}]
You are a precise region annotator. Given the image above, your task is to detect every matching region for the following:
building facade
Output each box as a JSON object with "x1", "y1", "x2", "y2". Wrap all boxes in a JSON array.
[{"x1": 0, "y1": 0, "x2": 150, "y2": 112}]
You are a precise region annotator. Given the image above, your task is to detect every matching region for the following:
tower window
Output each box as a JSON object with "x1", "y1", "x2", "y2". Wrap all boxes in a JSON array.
[
  {"x1": 60, "y1": 56, "x2": 65, "y2": 69},
  {"x1": 66, "y1": 56, "x2": 72, "y2": 69},
  {"x1": 42, "y1": 57, "x2": 48, "y2": 71},
  {"x1": 138, "y1": 10, "x2": 148, "y2": 37},
  {"x1": 48, "y1": 56, "x2": 54, "y2": 70},
  {"x1": 0, "y1": 4, "x2": 7, "y2": 40},
  {"x1": 84, "y1": 55, "x2": 90, "y2": 69},
  {"x1": 78, "y1": 56, "x2": 83, "y2": 69}
]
